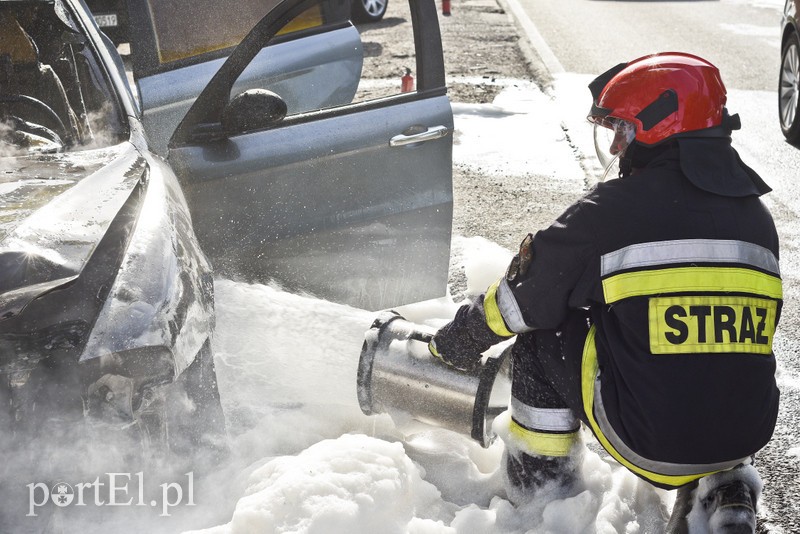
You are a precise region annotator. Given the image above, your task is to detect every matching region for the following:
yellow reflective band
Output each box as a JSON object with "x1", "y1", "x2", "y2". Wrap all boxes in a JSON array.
[
  {"x1": 602, "y1": 267, "x2": 783, "y2": 304},
  {"x1": 509, "y1": 419, "x2": 578, "y2": 457},
  {"x1": 484, "y1": 279, "x2": 515, "y2": 338},
  {"x1": 581, "y1": 326, "x2": 717, "y2": 487},
  {"x1": 649, "y1": 296, "x2": 777, "y2": 355}
]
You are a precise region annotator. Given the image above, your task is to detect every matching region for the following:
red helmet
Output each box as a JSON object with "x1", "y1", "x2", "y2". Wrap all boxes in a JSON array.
[{"x1": 588, "y1": 52, "x2": 728, "y2": 145}]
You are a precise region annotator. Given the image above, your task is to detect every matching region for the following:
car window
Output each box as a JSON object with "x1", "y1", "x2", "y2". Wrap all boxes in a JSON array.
[
  {"x1": 348, "y1": 6, "x2": 417, "y2": 105},
  {"x1": 131, "y1": 0, "x2": 349, "y2": 77},
  {"x1": 263, "y1": 0, "x2": 419, "y2": 113},
  {"x1": 203, "y1": 0, "x2": 417, "y2": 126},
  {"x1": 0, "y1": 1, "x2": 127, "y2": 156},
  {"x1": 170, "y1": 0, "x2": 446, "y2": 148},
  {"x1": 146, "y1": 0, "x2": 282, "y2": 64},
  {"x1": 224, "y1": 0, "x2": 419, "y2": 121}
]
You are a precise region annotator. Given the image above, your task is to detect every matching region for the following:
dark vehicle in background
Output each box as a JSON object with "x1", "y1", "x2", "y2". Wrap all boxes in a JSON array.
[
  {"x1": 351, "y1": 0, "x2": 387, "y2": 22},
  {"x1": 0, "y1": 0, "x2": 452, "y2": 458},
  {"x1": 780, "y1": 0, "x2": 799, "y2": 143}
]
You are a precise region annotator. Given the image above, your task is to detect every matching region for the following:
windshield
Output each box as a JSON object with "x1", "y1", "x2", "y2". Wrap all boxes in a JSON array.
[{"x1": 0, "y1": 0, "x2": 127, "y2": 157}]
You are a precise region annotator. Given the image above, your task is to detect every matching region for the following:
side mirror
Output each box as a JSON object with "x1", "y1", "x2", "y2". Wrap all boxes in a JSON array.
[{"x1": 221, "y1": 89, "x2": 288, "y2": 135}]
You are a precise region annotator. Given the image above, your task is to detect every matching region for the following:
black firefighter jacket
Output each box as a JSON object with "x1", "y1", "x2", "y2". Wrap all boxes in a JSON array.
[{"x1": 465, "y1": 144, "x2": 781, "y2": 489}]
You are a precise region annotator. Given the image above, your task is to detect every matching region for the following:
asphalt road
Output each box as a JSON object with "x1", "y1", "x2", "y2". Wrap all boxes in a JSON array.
[
  {"x1": 509, "y1": 0, "x2": 782, "y2": 90},
  {"x1": 494, "y1": 0, "x2": 800, "y2": 531}
]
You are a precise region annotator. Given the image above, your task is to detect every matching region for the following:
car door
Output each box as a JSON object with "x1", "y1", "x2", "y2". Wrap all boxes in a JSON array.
[
  {"x1": 127, "y1": 0, "x2": 362, "y2": 156},
  {"x1": 149, "y1": 0, "x2": 453, "y2": 311}
]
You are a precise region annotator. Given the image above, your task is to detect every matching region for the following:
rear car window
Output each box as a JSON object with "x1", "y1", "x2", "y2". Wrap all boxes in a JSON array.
[{"x1": 145, "y1": 0, "x2": 328, "y2": 65}]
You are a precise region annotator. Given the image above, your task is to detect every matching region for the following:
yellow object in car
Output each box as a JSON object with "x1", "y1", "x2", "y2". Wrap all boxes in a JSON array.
[{"x1": 278, "y1": 6, "x2": 323, "y2": 35}]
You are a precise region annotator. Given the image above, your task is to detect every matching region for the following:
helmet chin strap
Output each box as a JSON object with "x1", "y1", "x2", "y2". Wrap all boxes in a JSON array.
[
  {"x1": 600, "y1": 153, "x2": 619, "y2": 182},
  {"x1": 618, "y1": 154, "x2": 633, "y2": 178},
  {"x1": 598, "y1": 151, "x2": 632, "y2": 181}
]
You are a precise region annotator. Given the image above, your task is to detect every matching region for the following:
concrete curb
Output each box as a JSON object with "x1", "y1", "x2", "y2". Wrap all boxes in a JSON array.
[{"x1": 495, "y1": 0, "x2": 564, "y2": 86}]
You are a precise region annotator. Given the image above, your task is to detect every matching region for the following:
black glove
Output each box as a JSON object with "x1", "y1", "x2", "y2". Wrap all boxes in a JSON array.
[{"x1": 428, "y1": 296, "x2": 507, "y2": 372}]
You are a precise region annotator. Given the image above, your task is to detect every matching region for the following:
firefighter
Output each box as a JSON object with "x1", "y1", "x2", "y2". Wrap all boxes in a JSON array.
[{"x1": 429, "y1": 52, "x2": 781, "y2": 533}]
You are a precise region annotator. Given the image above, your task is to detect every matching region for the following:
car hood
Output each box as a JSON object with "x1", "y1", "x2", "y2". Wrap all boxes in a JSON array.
[{"x1": 0, "y1": 143, "x2": 146, "y2": 320}]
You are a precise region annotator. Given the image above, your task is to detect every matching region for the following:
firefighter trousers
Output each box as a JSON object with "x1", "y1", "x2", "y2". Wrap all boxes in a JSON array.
[{"x1": 508, "y1": 309, "x2": 592, "y2": 459}]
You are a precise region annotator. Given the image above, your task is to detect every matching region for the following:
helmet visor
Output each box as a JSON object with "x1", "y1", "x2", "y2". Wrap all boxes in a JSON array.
[{"x1": 593, "y1": 118, "x2": 636, "y2": 180}]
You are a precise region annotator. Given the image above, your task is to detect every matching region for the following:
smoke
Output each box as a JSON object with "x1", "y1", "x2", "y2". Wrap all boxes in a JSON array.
[
  {"x1": 0, "y1": 376, "x2": 240, "y2": 533},
  {"x1": 0, "y1": 278, "x2": 370, "y2": 533},
  {"x1": 0, "y1": 119, "x2": 18, "y2": 159},
  {"x1": 79, "y1": 101, "x2": 126, "y2": 151},
  {"x1": 0, "y1": 117, "x2": 63, "y2": 157},
  {"x1": 0, "y1": 99, "x2": 126, "y2": 161}
]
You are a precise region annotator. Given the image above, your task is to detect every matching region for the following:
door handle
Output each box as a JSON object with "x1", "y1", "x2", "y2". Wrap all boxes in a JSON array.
[{"x1": 389, "y1": 125, "x2": 450, "y2": 147}]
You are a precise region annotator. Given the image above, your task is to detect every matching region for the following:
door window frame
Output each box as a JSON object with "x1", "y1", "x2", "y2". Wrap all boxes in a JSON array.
[{"x1": 169, "y1": 0, "x2": 447, "y2": 149}]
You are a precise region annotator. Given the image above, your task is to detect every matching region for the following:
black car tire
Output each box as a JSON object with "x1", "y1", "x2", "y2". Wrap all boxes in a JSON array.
[
  {"x1": 779, "y1": 30, "x2": 800, "y2": 144},
  {"x1": 351, "y1": 0, "x2": 388, "y2": 23}
]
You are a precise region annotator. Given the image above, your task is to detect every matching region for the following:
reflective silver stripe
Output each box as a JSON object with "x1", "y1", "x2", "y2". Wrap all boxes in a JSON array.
[
  {"x1": 511, "y1": 397, "x2": 579, "y2": 432},
  {"x1": 592, "y1": 377, "x2": 749, "y2": 476},
  {"x1": 601, "y1": 239, "x2": 780, "y2": 277},
  {"x1": 496, "y1": 278, "x2": 534, "y2": 333}
]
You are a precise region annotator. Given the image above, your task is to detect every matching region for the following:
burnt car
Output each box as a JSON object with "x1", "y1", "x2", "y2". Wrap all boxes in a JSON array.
[
  {"x1": 780, "y1": 0, "x2": 799, "y2": 143},
  {"x1": 0, "y1": 0, "x2": 452, "y2": 456},
  {"x1": 0, "y1": 0, "x2": 221, "y2": 456}
]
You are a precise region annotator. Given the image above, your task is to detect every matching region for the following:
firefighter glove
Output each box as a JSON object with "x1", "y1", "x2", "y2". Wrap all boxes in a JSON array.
[{"x1": 428, "y1": 296, "x2": 506, "y2": 372}]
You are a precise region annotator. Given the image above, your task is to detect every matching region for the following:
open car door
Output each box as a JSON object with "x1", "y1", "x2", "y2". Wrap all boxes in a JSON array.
[
  {"x1": 127, "y1": 0, "x2": 362, "y2": 156},
  {"x1": 163, "y1": 0, "x2": 453, "y2": 310}
]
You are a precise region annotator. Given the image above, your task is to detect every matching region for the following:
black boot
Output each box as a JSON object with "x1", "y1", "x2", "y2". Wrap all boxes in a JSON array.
[
  {"x1": 502, "y1": 449, "x2": 579, "y2": 504},
  {"x1": 697, "y1": 464, "x2": 762, "y2": 534},
  {"x1": 703, "y1": 480, "x2": 757, "y2": 534}
]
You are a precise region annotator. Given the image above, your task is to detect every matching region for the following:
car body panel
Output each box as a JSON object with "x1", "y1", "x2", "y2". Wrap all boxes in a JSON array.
[
  {"x1": 70, "y1": 0, "x2": 217, "y2": 368},
  {"x1": 783, "y1": 0, "x2": 797, "y2": 42},
  {"x1": 82, "y1": 152, "x2": 214, "y2": 375},
  {"x1": 0, "y1": 144, "x2": 144, "y2": 319},
  {"x1": 170, "y1": 95, "x2": 453, "y2": 309},
  {"x1": 136, "y1": 26, "x2": 363, "y2": 156},
  {"x1": 166, "y1": 0, "x2": 453, "y2": 310}
]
